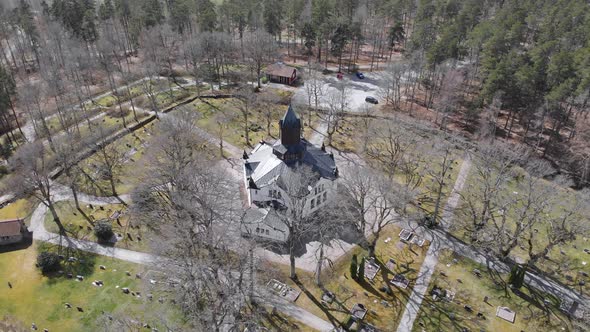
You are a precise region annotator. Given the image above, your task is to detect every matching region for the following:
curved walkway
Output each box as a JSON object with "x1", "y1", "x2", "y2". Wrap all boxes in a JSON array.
[{"x1": 28, "y1": 186, "x2": 333, "y2": 331}]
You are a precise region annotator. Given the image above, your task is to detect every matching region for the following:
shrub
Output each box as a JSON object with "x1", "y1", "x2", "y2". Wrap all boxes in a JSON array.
[
  {"x1": 37, "y1": 251, "x2": 60, "y2": 273},
  {"x1": 508, "y1": 265, "x2": 526, "y2": 289},
  {"x1": 94, "y1": 221, "x2": 114, "y2": 242},
  {"x1": 350, "y1": 254, "x2": 358, "y2": 281},
  {"x1": 357, "y1": 258, "x2": 365, "y2": 282},
  {"x1": 261, "y1": 76, "x2": 269, "y2": 84}
]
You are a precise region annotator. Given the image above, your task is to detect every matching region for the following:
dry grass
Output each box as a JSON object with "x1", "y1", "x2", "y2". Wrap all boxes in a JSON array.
[
  {"x1": 260, "y1": 224, "x2": 428, "y2": 331},
  {"x1": 413, "y1": 250, "x2": 573, "y2": 332}
]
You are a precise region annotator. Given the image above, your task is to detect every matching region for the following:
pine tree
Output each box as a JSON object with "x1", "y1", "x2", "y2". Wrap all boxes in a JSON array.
[
  {"x1": 196, "y1": 0, "x2": 217, "y2": 32},
  {"x1": 99, "y1": 0, "x2": 115, "y2": 21},
  {"x1": 143, "y1": 0, "x2": 164, "y2": 28}
]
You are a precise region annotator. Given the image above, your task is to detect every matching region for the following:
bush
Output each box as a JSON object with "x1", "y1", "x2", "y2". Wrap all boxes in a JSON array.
[
  {"x1": 357, "y1": 258, "x2": 365, "y2": 282},
  {"x1": 508, "y1": 265, "x2": 526, "y2": 289},
  {"x1": 94, "y1": 221, "x2": 114, "y2": 242},
  {"x1": 261, "y1": 76, "x2": 269, "y2": 84},
  {"x1": 350, "y1": 254, "x2": 358, "y2": 281},
  {"x1": 37, "y1": 251, "x2": 61, "y2": 273}
]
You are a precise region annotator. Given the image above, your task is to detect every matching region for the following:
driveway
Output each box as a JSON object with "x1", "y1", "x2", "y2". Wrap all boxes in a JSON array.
[{"x1": 293, "y1": 71, "x2": 385, "y2": 112}]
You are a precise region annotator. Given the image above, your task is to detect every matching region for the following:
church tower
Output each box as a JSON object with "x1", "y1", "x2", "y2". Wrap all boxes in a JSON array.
[
  {"x1": 279, "y1": 104, "x2": 301, "y2": 145},
  {"x1": 274, "y1": 105, "x2": 304, "y2": 162}
]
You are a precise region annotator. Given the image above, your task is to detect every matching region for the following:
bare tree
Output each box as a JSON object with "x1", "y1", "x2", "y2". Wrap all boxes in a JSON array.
[
  {"x1": 324, "y1": 82, "x2": 348, "y2": 146},
  {"x1": 258, "y1": 92, "x2": 279, "y2": 137},
  {"x1": 435, "y1": 65, "x2": 464, "y2": 131},
  {"x1": 8, "y1": 142, "x2": 66, "y2": 234},
  {"x1": 140, "y1": 28, "x2": 168, "y2": 119},
  {"x1": 340, "y1": 165, "x2": 414, "y2": 257},
  {"x1": 365, "y1": 120, "x2": 415, "y2": 180},
  {"x1": 482, "y1": 162, "x2": 553, "y2": 259},
  {"x1": 525, "y1": 188, "x2": 590, "y2": 267},
  {"x1": 380, "y1": 61, "x2": 407, "y2": 109},
  {"x1": 132, "y1": 114, "x2": 253, "y2": 330},
  {"x1": 457, "y1": 142, "x2": 529, "y2": 242},
  {"x1": 244, "y1": 29, "x2": 277, "y2": 88},
  {"x1": 233, "y1": 85, "x2": 257, "y2": 146},
  {"x1": 425, "y1": 138, "x2": 456, "y2": 227},
  {"x1": 92, "y1": 126, "x2": 127, "y2": 204},
  {"x1": 275, "y1": 165, "x2": 318, "y2": 279},
  {"x1": 304, "y1": 63, "x2": 326, "y2": 122}
]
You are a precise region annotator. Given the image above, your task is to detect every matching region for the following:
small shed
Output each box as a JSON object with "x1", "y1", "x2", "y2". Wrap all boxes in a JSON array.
[
  {"x1": 0, "y1": 219, "x2": 27, "y2": 246},
  {"x1": 265, "y1": 62, "x2": 297, "y2": 85}
]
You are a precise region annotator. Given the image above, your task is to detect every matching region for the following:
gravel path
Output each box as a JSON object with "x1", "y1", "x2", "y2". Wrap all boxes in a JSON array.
[
  {"x1": 396, "y1": 153, "x2": 469, "y2": 332},
  {"x1": 27, "y1": 188, "x2": 334, "y2": 331}
]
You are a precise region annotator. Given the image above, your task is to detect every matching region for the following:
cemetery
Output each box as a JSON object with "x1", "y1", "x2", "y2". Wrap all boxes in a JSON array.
[
  {"x1": 413, "y1": 250, "x2": 573, "y2": 331},
  {"x1": 42, "y1": 201, "x2": 150, "y2": 252},
  {"x1": 0, "y1": 243, "x2": 183, "y2": 331},
  {"x1": 260, "y1": 224, "x2": 429, "y2": 331}
]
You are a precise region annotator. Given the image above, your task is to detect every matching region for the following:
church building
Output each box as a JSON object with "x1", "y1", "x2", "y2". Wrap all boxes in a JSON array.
[{"x1": 241, "y1": 106, "x2": 338, "y2": 242}]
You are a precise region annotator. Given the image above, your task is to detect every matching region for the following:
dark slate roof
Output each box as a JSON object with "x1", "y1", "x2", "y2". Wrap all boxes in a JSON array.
[
  {"x1": 272, "y1": 144, "x2": 288, "y2": 155},
  {"x1": 300, "y1": 139, "x2": 337, "y2": 179},
  {"x1": 281, "y1": 104, "x2": 300, "y2": 129}
]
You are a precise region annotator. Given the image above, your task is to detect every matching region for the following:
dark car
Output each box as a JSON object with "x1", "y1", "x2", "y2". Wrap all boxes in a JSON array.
[
  {"x1": 365, "y1": 96, "x2": 378, "y2": 104},
  {"x1": 356, "y1": 72, "x2": 365, "y2": 79}
]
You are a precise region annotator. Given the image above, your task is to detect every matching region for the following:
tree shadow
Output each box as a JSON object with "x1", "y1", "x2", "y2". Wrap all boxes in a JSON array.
[
  {"x1": 0, "y1": 232, "x2": 33, "y2": 253},
  {"x1": 38, "y1": 240, "x2": 98, "y2": 283},
  {"x1": 292, "y1": 277, "x2": 345, "y2": 330}
]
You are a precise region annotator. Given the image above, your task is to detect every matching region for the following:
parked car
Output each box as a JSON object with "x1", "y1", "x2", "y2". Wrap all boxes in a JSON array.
[
  {"x1": 365, "y1": 96, "x2": 378, "y2": 104},
  {"x1": 356, "y1": 72, "x2": 365, "y2": 79}
]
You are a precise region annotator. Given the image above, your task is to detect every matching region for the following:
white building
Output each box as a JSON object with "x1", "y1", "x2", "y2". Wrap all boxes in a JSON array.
[{"x1": 241, "y1": 106, "x2": 338, "y2": 242}]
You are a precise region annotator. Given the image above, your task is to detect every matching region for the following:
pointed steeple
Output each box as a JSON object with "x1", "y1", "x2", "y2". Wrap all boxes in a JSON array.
[{"x1": 279, "y1": 104, "x2": 301, "y2": 146}]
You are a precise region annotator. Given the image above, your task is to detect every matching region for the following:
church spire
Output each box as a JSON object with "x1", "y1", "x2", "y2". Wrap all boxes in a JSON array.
[{"x1": 279, "y1": 105, "x2": 301, "y2": 146}]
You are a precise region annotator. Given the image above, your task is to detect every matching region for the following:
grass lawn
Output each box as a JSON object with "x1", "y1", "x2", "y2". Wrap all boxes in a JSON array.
[
  {"x1": 413, "y1": 249, "x2": 573, "y2": 332},
  {"x1": 183, "y1": 88, "x2": 305, "y2": 149},
  {"x1": 43, "y1": 200, "x2": 151, "y2": 253},
  {"x1": 0, "y1": 242, "x2": 185, "y2": 332},
  {"x1": 330, "y1": 113, "x2": 464, "y2": 223},
  {"x1": 57, "y1": 121, "x2": 158, "y2": 197},
  {"x1": 189, "y1": 98, "x2": 288, "y2": 149},
  {"x1": 261, "y1": 224, "x2": 428, "y2": 331},
  {"x1": 255, "y1": 307, "x2": 319, "y2": 332},
  {"x1": 331, "y1": 115, "x2": 371, "y2": 154},
  {"x1": 0, "y1": 198, "x2": 35, "y2": 222}
]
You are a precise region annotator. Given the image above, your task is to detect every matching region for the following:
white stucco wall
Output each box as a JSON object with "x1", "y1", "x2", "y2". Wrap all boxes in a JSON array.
[
  {"x1": 245, "y1": 177, "x2": 337, "y2": 217},
  {"x1": 241, "y1": 220, "x2": 289, "y2": 242}
]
